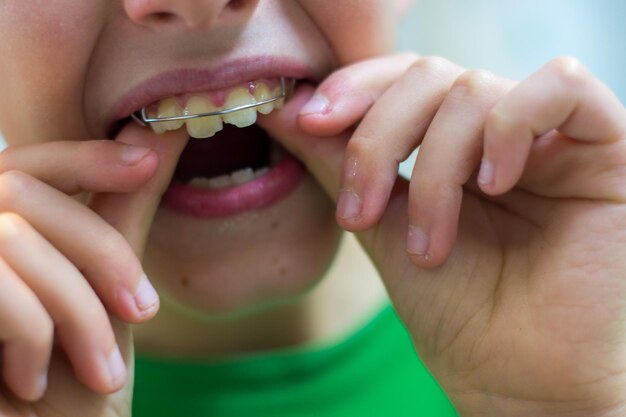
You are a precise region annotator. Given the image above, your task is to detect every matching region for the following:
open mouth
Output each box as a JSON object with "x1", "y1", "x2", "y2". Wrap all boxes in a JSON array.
[{"x1": 113, "y1": 76, "x2": 309, "y2": 218}]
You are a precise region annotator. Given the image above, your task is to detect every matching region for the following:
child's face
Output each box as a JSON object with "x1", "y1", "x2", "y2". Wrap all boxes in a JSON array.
[{"x1": 0, "y1": 1, "x2": 401, "y2": 314}]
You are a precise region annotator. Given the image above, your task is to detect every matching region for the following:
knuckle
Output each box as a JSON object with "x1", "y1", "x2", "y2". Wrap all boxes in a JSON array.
[
  {"x1": 545, "y1": 56, "x2": 589, "y2": 86},
  {"x1": 452, "y1": 70, "x2": 496, "y2": 95},
  {"x1": 486, "y1": 106, "x2": 518, "y2": 137},
  {"x1": 91, "y1": 226, "x2": 132, "y2": 268},
  {"x1": 394, "y1": 51, "x2": 420, "y2": 65},
  {"x1": 0, "y1": 212, "x2": 30, "y2": 243},
  {"x1": 407, "y1": 55, "x2": 455, "y2": 76},
  {"x1": 0, "y1": 170, "x2": 36, "y2": 204},
  {"x1": 345, "y1": 136, "x2": 378, "y2": 161},
  {"x1": 485, "y1": 108, "x2": 513, "y2": 134}
]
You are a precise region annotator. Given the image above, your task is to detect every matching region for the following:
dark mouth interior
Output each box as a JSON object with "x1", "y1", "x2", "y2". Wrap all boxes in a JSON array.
[{"x1": 173, "y1": 123, "x2": 272, "y2": 183}]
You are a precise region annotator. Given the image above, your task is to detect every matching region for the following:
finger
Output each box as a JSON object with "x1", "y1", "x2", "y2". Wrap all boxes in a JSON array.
[
  {"x1": 257, "y1": 84, "x2": 351, "y2": 201},
  {"x1": 0, "y1": 171, "x2": 156, "y2": 323},
  {"x1": 334, "y1": 57, "x2": 465, "y2": 231},
  {"x1": 258, "y1": 86, "x2": 392, "y2": 259},
  {"x1": 0, "y1": 258, "x2": 52, "y2": 401},
  {"x1": 480, "y1": 57, "x2": 626, "y2": 195},
  {"x1": 408, "y1": 71, "x2": 515, "y2": 267},
  {"x1": 298, "y1": 52, "x2": 419, "y2": 136},
  {"x1": 0, "y1": 213, "x2": 122, "y2": 394},
  {"x1": 0, "y1": 140, "x2": 158, "y2": 194},
  {"x1": 89, "y1": 123, "x2": 189, "y2": 256},
  {"x1": 517, "y1": 130, "x2": 626, "y2": 201}
]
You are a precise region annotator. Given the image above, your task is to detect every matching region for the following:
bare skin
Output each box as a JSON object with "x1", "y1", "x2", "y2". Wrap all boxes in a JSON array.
[{"x1": 0, "y1": 1, "x2": 625, "y2": 416}]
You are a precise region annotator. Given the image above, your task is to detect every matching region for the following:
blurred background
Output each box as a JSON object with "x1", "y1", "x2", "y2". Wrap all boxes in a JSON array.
[
  {"x1": 397, "y1": 0, "x2": 626, "y2": 175},
  {"x1": 1, "y1": 0, "x2": 625, "y2": 148},
  {"x1": 398, "y1": 0, "x2": 625, "y2": 100}
]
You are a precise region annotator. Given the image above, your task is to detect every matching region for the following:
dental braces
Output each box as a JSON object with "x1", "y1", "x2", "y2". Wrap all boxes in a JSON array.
[{"x1": 131, "y1": 77, "x2": 289, "y2": 127}]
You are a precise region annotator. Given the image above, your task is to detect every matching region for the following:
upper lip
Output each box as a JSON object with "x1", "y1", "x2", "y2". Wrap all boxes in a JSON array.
[{"x1": 106, "y1": 56, "x2": 318, "y2": 136}]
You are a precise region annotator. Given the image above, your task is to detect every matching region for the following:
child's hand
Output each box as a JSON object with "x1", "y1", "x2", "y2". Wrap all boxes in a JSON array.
[
  {"x1": 259, "y1": 55, "x2": 626, "y2": 416},
  {"x1": 0, "y1": 124, "x2": 187, "y2": 417}
]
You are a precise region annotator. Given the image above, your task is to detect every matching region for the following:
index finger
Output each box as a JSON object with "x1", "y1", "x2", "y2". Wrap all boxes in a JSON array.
[{"x1": 0, "y1": 140, "x2": 158, "y2": 195}]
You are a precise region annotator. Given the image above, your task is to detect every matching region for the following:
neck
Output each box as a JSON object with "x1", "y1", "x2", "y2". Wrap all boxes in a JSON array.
[{"x1": 133, "y1": 233, "x2": 387, "y2": 358}]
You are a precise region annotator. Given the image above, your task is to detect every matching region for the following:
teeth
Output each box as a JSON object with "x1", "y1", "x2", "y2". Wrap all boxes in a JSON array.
[
  {"x1": 221, "y1": 87, "x2": 257, "y2": 128},
  {"x1": 207, "y1": 175, "x2": 232, "y2": 188},
  {"x1": 272, "y1": 85, "x2": 285, "y2": 110},
  {"x1": 253, "y1": 83, "x2": 276, "y2": 115},
  {"x1": 255, "y1": 167, "x2": 269, "y2": 178},
  {"x1": 231, "y1": 168, "x2": 255, "y2": 185},
  {"x1": 151, "y1": 98, "x2": 184, "y2": 135},
  {"x1": 185, "y1": 97, "x2": 224, "y2": 139},
  {"x1": 145, "y1": 78, "x2": 287, "y2": 139},
  {"x1": 187, "y1": 166, "x2": 271, "y2": 189}
]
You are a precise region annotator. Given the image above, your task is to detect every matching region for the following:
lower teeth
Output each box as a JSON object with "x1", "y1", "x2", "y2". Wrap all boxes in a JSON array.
[
  {"x1": 188, "y1": 167, "x2": 271, "y2": 189},
  {"x1": 184, "y1": 140, "x2": 286, "y2": 190}
]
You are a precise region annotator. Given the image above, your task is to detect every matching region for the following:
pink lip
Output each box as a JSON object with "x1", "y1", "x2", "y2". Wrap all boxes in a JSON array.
[
  {"x1": 107, "y1": 56, "x2": 316, "y2": 133},
  {"x1": 162, "y1": 154, "x2": 306, "y2": 219}
]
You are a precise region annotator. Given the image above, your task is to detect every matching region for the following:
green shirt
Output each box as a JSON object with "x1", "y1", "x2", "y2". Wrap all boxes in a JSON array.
[{"x1": 133, "y1": 304, "x2": 458, "y2": 416}]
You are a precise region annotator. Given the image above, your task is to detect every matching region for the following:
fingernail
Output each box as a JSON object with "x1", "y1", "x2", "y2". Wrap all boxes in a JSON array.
[
  {"x1": 35, "y1": 373, "x2": 48, "y2": 398},
  {"x1": 337, "y1": 190, "x2": 362, "y2": 220},
  {"x1": 478, "y1": 158, "x2": 495, "y2": 186},
  {"x1": 300, "y1": 94, "x2": 330, "y2": 115},
  {"x1": 107, "y1": 346, "x2": 126, "y2": 388},
  {"x1": 121, "y1": 145, "x2": 151, "y2": 165},
  {"x1": 407, "y1": 225, "x2": 430, "y2": 256},
  {"x1": 134, "y1": 274, "x2": 159, "y2": 313}
]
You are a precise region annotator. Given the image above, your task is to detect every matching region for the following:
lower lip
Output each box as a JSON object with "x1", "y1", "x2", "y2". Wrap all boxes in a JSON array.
[{"x1": 162, "y1": 154, "x2": 306, "y2": 218}]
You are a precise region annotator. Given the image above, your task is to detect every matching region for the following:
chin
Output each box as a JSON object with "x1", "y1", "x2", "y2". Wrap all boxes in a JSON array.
[{"x1": 143, "y1": 174, "x2": 342, "y2": 317}]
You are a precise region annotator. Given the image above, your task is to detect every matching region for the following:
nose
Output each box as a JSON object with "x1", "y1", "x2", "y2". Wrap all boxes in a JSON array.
[{"x1": 123, "y1": 0, "x2": 256, "y2": 30}]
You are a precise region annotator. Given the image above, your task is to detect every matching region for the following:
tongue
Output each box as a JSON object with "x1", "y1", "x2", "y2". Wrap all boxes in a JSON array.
[{"x1": 173, "y1": 124, "x2": 271, "y2": 182}]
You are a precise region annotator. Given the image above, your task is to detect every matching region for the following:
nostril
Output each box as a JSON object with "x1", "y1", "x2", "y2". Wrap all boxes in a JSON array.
[
  {"x1": 151, "y1": 12, "x2": 176, "y2": 24},
  {"x1": 227, "y1": 0, "x2": 254, "y2": 12},
  {"x1": 228, "y1": 0, "x2": 243, "y2": 9},
  {"x1": 125, "y1": 0, "x2": 259, "y2": 29}
]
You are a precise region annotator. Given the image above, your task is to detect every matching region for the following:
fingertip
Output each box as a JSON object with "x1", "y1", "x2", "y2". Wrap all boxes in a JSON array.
[
  {"x1": 79, "y1": 345, "x2": 128, "y2": 394},
  {"x1": 299, "y1": 94, "x2": 331, "y2": 117},
  {"x1": 477, "y1": 156, "x2": 521, "y2": 196},
  {"x1": 406, "y1": 225, "x2": 444, "y2": 267},
  {"x1": 124, "y1": 149, "x2": 160, "y2": 185},
  {"x1": 4, "y1": 372, "x2": 48, "y2": 403},
  {"x1": 21, "y1": 373, "x2": 48, "y2": 402},
  {"x1": 406, "y1": 216, "x2": 457, "y2": 269},
  {"x1": 335, "y1": 187, "x2": 393, "y2": 233},
  {"x1": 477, "y1": 158, "x2": 500, "y2": 195},
  {"x1": 298, "y1": 93, "x2": 374, "y2": 137},
  {"x1": 407, "y1": 243, "x2": 448, "y2": 269},
  {"x1": 113, "y1": 274, "x2": 160, "y2": 324},
  {"x1": 119, "y1": 144, "x2": 152, "y2": 166},
  {"x1": 133, "y1": 274, "x2": 160, "y2": 320},
  {"x1": 106, "y1": 345, "x2": 127, "y2": 391},
  {"x1": 336, "y1": 189, "x2": 362, "y2": 222}
]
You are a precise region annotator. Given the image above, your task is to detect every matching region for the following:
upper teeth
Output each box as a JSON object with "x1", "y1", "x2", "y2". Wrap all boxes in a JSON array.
[{"x1": 148, "y1": 79, "x2": 285, "y2": 139}]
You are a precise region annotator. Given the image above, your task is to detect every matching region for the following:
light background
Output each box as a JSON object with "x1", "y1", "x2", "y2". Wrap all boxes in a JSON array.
[
  {"x1": 398, "y1": 0, "x2": 625, "y2": 100},
  {"x1": 396, "y1": 0, "x2": 626, "y2": 175},
  {"x1": 1, "y1": 0, "x2": 625, "y2": 156}
]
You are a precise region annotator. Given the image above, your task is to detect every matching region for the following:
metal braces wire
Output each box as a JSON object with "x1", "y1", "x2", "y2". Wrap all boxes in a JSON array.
[{"x1": 132, "y1": 78, "x2": 288, "y2": 127}]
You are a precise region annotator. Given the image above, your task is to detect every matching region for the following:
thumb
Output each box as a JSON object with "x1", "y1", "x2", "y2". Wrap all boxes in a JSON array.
[
  {"x1": 256, "y1": 84, "x2": 351, "y2": 204},
  {"x1": 89, "y1": 123, "x2": 188, "y2": 257}
]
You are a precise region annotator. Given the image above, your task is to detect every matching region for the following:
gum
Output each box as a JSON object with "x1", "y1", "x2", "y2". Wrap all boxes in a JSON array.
[{"x1": 145, "y1": 78, "x2": 284, "y2": 117}]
